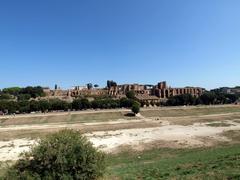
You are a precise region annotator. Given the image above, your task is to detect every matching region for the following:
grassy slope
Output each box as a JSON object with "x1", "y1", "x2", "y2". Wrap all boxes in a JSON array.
[{"x1": 105, "y1": 144, "x2": 240, "y2": 179}]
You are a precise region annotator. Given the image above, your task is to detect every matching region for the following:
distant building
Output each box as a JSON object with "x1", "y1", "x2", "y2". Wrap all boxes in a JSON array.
[
  {"x1": 227, "y1": 87, "x2": 240, "y2": 95},
  {"x1": 108, "y1": 81, "x2": 204, "y2": 100},
  {"x1": 153, "y1": 81, "x2": 204, "y2": 99},
  {"x1": 212, "y1": 87, "x2": 240, "y2": 95},
  {"x1": 42, "y1": 81, "x2": 205, "y2": 104}
]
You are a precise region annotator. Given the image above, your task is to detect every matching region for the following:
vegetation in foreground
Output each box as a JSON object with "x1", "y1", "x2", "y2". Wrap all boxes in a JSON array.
[
  {"x1": 1, "y1": 144, "x2": 240, "y2": 179},
  {"x1": 105, "y1": 144, "x2": 240, "y2": 179},
  {"x1": 3, "y1": 130, "x2": 105, "y2": 180},
  {"x1": 0, "y1": 130, "x2": 240, "y2": 179}
]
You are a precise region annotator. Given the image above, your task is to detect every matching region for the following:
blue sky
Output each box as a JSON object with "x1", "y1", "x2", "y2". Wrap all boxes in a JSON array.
[{"x1": 0, "y1": 0, "x2": 240, "y2": 90}]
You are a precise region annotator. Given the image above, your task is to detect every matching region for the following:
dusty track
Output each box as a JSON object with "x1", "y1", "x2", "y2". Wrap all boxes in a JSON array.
[{"x1": 0, "y1": 105, "x2": 240, "y2": 161}]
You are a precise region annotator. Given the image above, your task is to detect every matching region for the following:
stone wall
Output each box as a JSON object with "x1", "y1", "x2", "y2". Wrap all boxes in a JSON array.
[{"x1": 108, "y1": 81, "x2": 204, "y2": 100}]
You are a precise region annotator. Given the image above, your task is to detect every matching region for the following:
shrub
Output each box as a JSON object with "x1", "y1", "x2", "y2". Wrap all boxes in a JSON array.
[
  {"x1": 120, "y1": 97, "x2": 134, "y2": 108},
  {"x1": 72, "y1": 98, "x2": 91, "y2": 110},
  {"x1": 4, "y1": 129, "x2": 106, "y2": 180},
  {"x1": 126, "y1": 91, "x2": 135, "y2": 99},
  {"x1": 132, "y1": 101, "x2": 140, "y2": 115}
]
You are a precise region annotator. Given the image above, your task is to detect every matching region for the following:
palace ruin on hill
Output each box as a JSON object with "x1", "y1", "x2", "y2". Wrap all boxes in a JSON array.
[{"x1": 43, "y1": 81, "x2": 204, "y2": 104}]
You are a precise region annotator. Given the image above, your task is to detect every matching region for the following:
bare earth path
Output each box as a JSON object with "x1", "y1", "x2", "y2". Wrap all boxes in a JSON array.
[{"x1": 0, "y1": 105, "x2": 240, "y2": 161}]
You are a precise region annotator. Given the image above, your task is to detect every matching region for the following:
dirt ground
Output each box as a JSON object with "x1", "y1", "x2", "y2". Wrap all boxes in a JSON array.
[{"x1": 0, "y1": 105, "x2": 240, "y2": 161}]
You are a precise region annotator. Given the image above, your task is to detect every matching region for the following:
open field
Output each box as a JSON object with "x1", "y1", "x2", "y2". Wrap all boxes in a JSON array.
[
  {"x1": 0, "y1": 105, "x2": 240, "y2": 178},
  {"x1": 141, "y1": 105, "x2": 240, "y2": 117},
  {"x1": 105, "y1": 143, "x2": 240, "y2": 179},
  {"x1": 0, "y1": 111, "x2": 139, "y2": 126}
]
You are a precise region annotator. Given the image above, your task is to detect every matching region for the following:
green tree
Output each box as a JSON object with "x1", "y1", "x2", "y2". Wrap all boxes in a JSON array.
[
  {"x1": 38, "y1": 100, "x2": 50, "y2": 112},
  {"x1": 4, "y1": 129, "x2": 106, "y2": 180},
  {"x1": 199, "y1": 92, "x2": 216, "y2": 105},
  {"x1": 0, "y1": 93, "x2": 13, "y2": 100},
  {"x1": 17, "y1": 94, "x2": 31, "y2": 101},
  {"x1": 72, "y1": 98, "x2": 91, "y2": 110},
  {"x1": 225, "y1": 94, "x2": 238, "y2": 103},
  {"x1": 72, "y1": 98, "x2": 83, "y2": 110},
  {"x1": 81, "y1": 98, "x2": 91, "y2": 109},
  {"x1": 20, "y1": 86, "x2": 45, "y2": 98},
  {"x1": 29, "y1": 100, "x2": 40, "y2": 112},
  {"x1": 126, "y1": 91, "x2": 135, "y2": 99},
  {"x1": 18, "y1": 101, "x2": 30, "y2": 113},
  {"x1": 2, "y1": 87, "x2": 21, "y2": 96},
  {"x1": 120, "y1": 98, "x2": 134, "y2": 108},
  {"x1": 132, "y1": 101, "x2": 140, "y2": 115},
  {"x1": 107, "y1": 80, "x2": 117, "y2": 89},
  {"x1": 87, "y1": 83, "x2": 93, "y2": 90},
  {"x1": 0, "y1": 100, "x2": 19, "y2": 114},
  {"x1": 49, "y1": 99, "x2": 70, "y2": 111},
  {"x1": 167, "y1": 94, "x2": 197, "y2": 106}
]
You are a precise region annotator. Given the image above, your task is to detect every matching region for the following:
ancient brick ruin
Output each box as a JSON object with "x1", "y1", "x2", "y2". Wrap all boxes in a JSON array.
[
  {"x1": 108, "y1": 81, "x2": 204, "y2": 104},
  {"x1": 43, "y1": 81, "x2": 204, "y2": 104}
]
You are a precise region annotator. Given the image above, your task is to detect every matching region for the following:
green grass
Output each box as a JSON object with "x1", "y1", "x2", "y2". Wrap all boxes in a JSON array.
[
  {"x1": 141, "y1": 106, "x2": 240, "y2": 118},
  {"x1": 1, "y1": 145, "x2": 240, "y2": 179},
  {"x1": 105, "y1": 145, "x2": 240, "y2": 179},
  {"x1": 206, "y1": 122, "x2": 234, "y2": 127},
  {"x1": 0, "y1": 161, "x2": 12, "y2": 178}
]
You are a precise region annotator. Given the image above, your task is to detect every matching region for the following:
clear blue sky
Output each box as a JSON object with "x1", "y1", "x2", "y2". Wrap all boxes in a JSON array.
[{"x1": 0, "y1": 0, "x2": 240, "y2": 90}]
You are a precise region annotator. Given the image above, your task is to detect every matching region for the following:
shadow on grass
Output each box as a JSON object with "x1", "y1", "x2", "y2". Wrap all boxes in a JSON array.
[{"x1": 124, "y1": 113, "x2": 135, "y2": 117}]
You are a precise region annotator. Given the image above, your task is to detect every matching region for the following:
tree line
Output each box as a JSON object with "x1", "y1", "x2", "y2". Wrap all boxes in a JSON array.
[
  {"x1": 0, "y1": 86, "x2": 239, "y2": 114},
  {"x1": 0, "y1": 86, "x2": 45, "y2": 101},
  {"x1": 0, "y1": 97, "x2": 138, "y2": 114},
  {"x1": 166, "y1": 91, "x2": 239, "y2": 106},
  {"x1": 0, "y1": 85, "x2": 140, "y2": 115}
]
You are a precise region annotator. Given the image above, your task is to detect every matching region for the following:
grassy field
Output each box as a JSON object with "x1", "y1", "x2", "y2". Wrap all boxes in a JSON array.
[
  {"x1": 0, "y1": 111, "x2": 138, "y2": 126},
  {"x1": 104, "y1": 129, "x2": 240, "y2": 179},
  {"x1": 1, "y1": 105, "x2": 240, "y2": 179},
  {"x1": 141, "y1": 106, "x2": 240, "y2": 118},
  {"x1": 1, "y1": 144, "x2": 240, "y2": 179},
  {"x1": 105, "y1": 144, "x2": 240, "y2": 179},
  {"x1": 0, "y1": 105, "x2": 239, "y2": 127}
]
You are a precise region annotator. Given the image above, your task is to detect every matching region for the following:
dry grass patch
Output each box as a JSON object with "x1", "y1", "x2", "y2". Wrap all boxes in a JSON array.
[
  {"x1": 0, "y1": 121, "x2": 161, "y2": 141},
  {"x1": 156, "y1": 114, "x2": 240, "y2": 126},
  {"x1": 222, "y1": 130, "x2": 240, "y2": 143},
  {"x1": 142, "y1": 106, "x2": 240, "y2": 118},
  {"x1": 0, "y1": 112, "x2": 138, "y2": 126},
  {"x1": 0, "y1": 130, "x2": 57, "y2": 141}
]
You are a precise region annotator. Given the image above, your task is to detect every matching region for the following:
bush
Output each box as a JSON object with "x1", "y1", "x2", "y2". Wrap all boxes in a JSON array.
[
  {"x1": 120, "y1": 98, "x2": 134, "y2": 108},
  {"x1": 72, "y1": 98, "x2": 91, "y2": 110},
  {"x1": 126, "y1": 91, "x2": 135, "y2": 99},
  {"x1": 91, "y1": 98, "x2": 120, "y2": 109},
  {"x1": 4, "y1": 129, "x2": 106, "y2": 180},
  {"x1": 166, "y1": 94, "x2": 197, "y2": 106},
  {"x1": 132, "y1": 101, "x2": 140, "y2": 115},
  {"x1": 49, "y1": 99, "x2": 71, "y2": 111}
]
